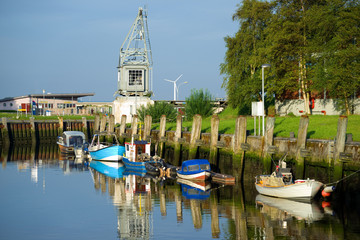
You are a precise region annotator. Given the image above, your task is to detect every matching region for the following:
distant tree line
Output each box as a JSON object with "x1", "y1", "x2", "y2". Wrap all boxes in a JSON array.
[{"x1": 220, "y1": 0, "x2": 360, "y2": 115}]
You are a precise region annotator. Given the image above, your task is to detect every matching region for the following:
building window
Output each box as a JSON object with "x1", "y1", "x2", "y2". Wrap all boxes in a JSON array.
[
  {"x1": 129, "y1": 70, "x2": 143, "y2": 86},
  {"x1": 10, "y1": 103, "x2": 13, "y2": 107},
  {"x1": 3, "y1": 103, "x2": 6, "y2": 107}
]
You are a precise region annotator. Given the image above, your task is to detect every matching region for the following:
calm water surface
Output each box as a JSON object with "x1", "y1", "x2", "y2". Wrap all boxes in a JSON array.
[{"x1": 0, "y1": 146, "x2": 360, "y2": 239}]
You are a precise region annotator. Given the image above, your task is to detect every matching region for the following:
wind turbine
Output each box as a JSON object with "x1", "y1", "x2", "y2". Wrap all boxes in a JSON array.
[{"x1": 164, "y1": 74, "x2": 186, "y2": 101}]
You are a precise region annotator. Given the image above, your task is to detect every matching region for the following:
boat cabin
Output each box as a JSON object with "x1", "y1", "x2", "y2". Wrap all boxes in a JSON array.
[
  {"x1": 125, "y1": 140, "x2": 151, "y2": 161},
  {"x1": 57, "y1": 131, "x2": 86, "y2": 147},
  {"x1": 180, "y1": 159, "x2": 211, "y2": 174}
]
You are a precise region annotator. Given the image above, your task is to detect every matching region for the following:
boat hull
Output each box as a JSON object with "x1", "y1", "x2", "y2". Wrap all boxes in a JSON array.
[
  {"x1": 90, "y1": 160, "x2": 125, "y2": 178},
  {"x1": 122, "y1": 157, "x2": 147, "y2": 172},
  {"x1": 177, "y1": 171, "x2": 211, "y2": 181},
  {"x1": 89, "y1": 145, "x2": 124, "y2": 162},
  {"x1": 255, "y1": 180, "x2": 323, "y2": 199},
  {"x1": 57, "y1": 143, "x2": 74, "y2": 154}
]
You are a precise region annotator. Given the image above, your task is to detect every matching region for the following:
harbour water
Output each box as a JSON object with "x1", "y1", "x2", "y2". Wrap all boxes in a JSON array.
[{"x1": 0, "y1": 145, "x2": 360, "y2": 240}]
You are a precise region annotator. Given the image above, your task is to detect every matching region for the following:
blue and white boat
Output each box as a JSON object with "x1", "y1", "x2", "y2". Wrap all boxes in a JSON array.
[
  {"x1": 88, "y1": 132, "x2": 125, "y2": 162},
  {"x1": 177, "y1": 159, "x2": 211, "y2": 181},
  {"x1": 90, "y1": 160, "x2": 125, "y2": 178}
]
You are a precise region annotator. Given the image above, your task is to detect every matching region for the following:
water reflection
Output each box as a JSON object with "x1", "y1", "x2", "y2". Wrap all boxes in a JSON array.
[{"x1": 0, "y1": 144, "x2": 359, "y2": 239}]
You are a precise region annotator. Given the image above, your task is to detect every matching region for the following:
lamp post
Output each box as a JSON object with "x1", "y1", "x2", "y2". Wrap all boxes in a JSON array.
[
  {"x1": 42, "y1": 89, "x2": 45, "y2": 116},
  {"x1": 164, "y1": 74, "x2": 183, "y2": 101},
  {"x1": 261, "y1": 64, "x2": 270, "y2": 136},
  {"x1": 176, "y1": 81, "x2": 188, "y2": 100}
]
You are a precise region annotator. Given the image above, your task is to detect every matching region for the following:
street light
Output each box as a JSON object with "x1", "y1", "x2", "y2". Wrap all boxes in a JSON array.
[
  {"x1": 261, "y1": 64, "x2": 271, "y2": 136},
  {"x1": 164, "y1": 74, "x2": 183, "y2": 101},
  {"x1": 176, "y1": 81, "x2": 188, "y2": 100}
]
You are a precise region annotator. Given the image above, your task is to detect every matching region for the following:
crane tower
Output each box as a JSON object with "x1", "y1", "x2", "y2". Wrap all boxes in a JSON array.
[{"x1": 116, "y1": 7, "x2": 153, "y2": 97}]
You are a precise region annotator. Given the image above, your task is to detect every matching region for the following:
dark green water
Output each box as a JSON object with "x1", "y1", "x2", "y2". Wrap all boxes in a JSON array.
[{"x1": 0, "y1": 145, "x2": 359, "y2": 239}]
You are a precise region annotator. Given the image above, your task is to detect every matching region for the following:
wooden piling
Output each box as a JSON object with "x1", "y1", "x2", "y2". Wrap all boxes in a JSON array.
[
  {"x1": 295, "y1": 115, "x2": 309, "y2": 179},
  {"x1": 58, "y1": 117, "x2": 64, "y2": 135},
  {"x1": 189, "y1": 114, "x2": 202, "y2": 160},
  {"x1": 106, "y1": 115, "x2": 115, "y2": 143},
  {"x1": 131, "y1": 115, "x2": 138, "y2": 139},
  {"x1": 100, "y1": 115, "x2": 107, "y2": 132},
  {"x1": 232, "y1": 116, "x2": 247, "y2": 181},
  {"x1": 82, "y1": 117, "x2": 88, "y2": 140},
  {"x1": 1, "y1": 118, "x2": 10, "y2": 146},
  {"x1": 143, "y1": 115, "x2": 152, "y2": 141},
  {"x1": 158, "y1": 115, "x2": 167, "y2": 158},
  {"x1": 334, "y1": 115, "x2": 348, "y2": 180},
  {"x1": 118, "y1": 115, "x2": 127, "y2": 142},
  {"x1": 173, "y1": 115, "x2": 183, "y2": 166},
  {"x1": 94, "y1": 114, "x2": 100, "y2": 133},
  {"x1": 209, "y1": 115, "x2": 219, "y2": 166},
  {"x1": 263, "y1": 116, "x2": 276, "y2": 172},
  {"x1": 30, "y1": 117, "x2": 36, "y2": 144},
  {"x1": 210, "y1": 194, "x2": 220, "y2": 238}
]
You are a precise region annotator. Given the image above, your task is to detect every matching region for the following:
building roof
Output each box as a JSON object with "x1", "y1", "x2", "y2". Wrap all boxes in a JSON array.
[{"x1": 0, "y1": 93, "x2": 95, "y2": 102}]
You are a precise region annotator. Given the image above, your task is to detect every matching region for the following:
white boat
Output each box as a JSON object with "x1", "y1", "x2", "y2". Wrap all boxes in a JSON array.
[
  {"x1": 255, "y1": 158, "x2": 323, "y2": 199},
  {"x1": 57, "y1": 131, "x2": 86, "y2": 155},
  {"x1": 88, "y1": 132, "x2": 125, "y2": 162}
]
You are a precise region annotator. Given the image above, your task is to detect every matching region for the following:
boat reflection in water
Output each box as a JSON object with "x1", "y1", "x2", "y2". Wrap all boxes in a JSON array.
[
  {"x1": 90, "y1": 161, "x2": 154, "y2": 239},
  {"x1": 177, "y1": 178, "x2": 211, "y2": 200},
  {"x1": 256, "y1": 194, "x2": 324, "y2": 223}
]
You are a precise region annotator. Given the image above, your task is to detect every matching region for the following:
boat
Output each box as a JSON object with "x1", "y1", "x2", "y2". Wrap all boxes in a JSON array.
[
  {"x1": 255, "y1": 158, "x2": 323, "y2": 199},
  {"x1": 211, "y1": 172, "x2": 235, "y2": 185},
  {"x1": 88, "y1": 132, "x2": 125, "y2": 162},
  {"x1": 178, "y1": 178, "x2": 211, "y2": 200},
  {"x1": 177, "y1": 159, "x2": 211, "y2": 181},
  {"x1": 57, "y1": 131, "x2": 86, "y2": 155},
  {"x1": 90, "y1": 160, "x2": 125, "y2": 179},
  {"x1": 256, "y1": 194, "x2": 324, "y2": 222}
]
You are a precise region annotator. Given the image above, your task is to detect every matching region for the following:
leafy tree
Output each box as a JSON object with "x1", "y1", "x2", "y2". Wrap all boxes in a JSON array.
[
  {"x1": 185, "y1": 89, "x2": 214, "y2": 120},
  {"x1": 311, "y1": 0, "x2": 360, "y2": 114},
  {"x1": 136, "y1": 101, "x2": 178, "y2": 123},
  {"x1": 220, "y1": 0, "x2": 273, "y2": 109}
]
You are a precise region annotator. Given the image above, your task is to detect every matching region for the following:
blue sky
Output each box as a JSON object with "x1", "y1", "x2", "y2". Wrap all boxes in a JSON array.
[{"x1": 0, "y1": 0, "x2": 240, "y2": 102}]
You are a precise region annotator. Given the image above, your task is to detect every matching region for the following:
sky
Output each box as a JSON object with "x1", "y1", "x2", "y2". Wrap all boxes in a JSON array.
[{"x1": 0, "y1": 0, "x2": 240, "y2": 102}]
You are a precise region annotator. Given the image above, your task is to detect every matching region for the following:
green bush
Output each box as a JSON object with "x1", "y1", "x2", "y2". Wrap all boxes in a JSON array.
[
  {"x1": 185, "y1": 89, "x2": 214, "y2": 120},
  {"x1": 137, "y1": 101, "x2": 178, "y2": 123}
]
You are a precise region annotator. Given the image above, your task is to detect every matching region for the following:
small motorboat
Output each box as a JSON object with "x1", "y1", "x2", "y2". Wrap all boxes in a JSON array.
[
  {"x1": 255, "y1": 159, "x2": 323, "y2": 199},
  {"x1": 57, "y1": 131, "x2": 86, "y2": 155},
  {"x1": 88, "y1": 132, "x2": 125, "y2": 162},
  {"x1": 177, "y1": 159, "x2": 211, "y2": 181}
]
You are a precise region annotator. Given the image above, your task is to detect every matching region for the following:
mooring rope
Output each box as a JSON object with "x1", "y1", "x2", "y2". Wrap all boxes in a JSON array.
[{"x1": 325, "y1": 168, "x2": 360, "y2": 187}]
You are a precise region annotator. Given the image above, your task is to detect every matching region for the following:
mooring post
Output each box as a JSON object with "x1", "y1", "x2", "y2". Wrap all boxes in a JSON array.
[
  {"x1": 106, "y1": 115, "x2": 115, "y2": 143},
  {"x1": 334, "y1": 115, "x2": 348, "y2": 180},
  {"x1": 263, "y1": 116, "x2": 276, "y2": 172},
  {"x1": 131, "y1": 115, "x2": 138, "y2": 139},
  {"x1": 189, "y1": 114, "x2": 202, "y2": 160},
  {"x1": 173, "y1": 114, "x2": 183, "y2": 166},
  {"x1": 82, "y1": 117, "x2": 88, "y2": 141},
  {"x1": 94, "y1": 114, "x2": 100, "y2": 133},
  {"x1": 143, "y1": 115, "x2": 152, "y2": 141},
  {"x1": 158, "y1": 115, "x2": 167, "y2": 158},
  {"x1": 118, "y1": 115, "x2": 127, "y2": 143},
  {"x1": 233, "y1": 116, "x2": 247, "y2": 181},
  {"x1": 1, "y1": 117, "x2": 10, "y2": 146},
  {"x1": 295, "y1": 115, "x2": 309, "y2": 179},
  {"x1": 100, "y1": 115, "x2": 107, "y2": 132},
  {"x1": 58, "y1": 117, "x2": 63, "y2": 136},
  {"x1": 209, "y1": 115, "x2": 219, "y2": 166}
]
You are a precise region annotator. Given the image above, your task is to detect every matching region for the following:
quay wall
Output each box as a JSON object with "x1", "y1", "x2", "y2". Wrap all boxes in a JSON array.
[{"x1": 1, "y1": 114, "x2": 359, "y2": 181}]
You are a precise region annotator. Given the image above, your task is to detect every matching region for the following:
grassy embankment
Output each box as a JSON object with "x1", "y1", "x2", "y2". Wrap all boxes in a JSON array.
[
  {"x1": 152, "y1": 107, "x2": 360, "y2": 141},
  {"x1": 1, "y1": 110, "x2": 359, "y2": 141}
]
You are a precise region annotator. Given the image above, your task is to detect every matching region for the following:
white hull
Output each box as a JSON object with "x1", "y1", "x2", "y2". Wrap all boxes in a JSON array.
[
  {"x1": 255, "y1": 179, "x2": 323, "y2": 199},
  {"x1": 177, "y1": 171, "x2": 211, "y2": 181}
]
